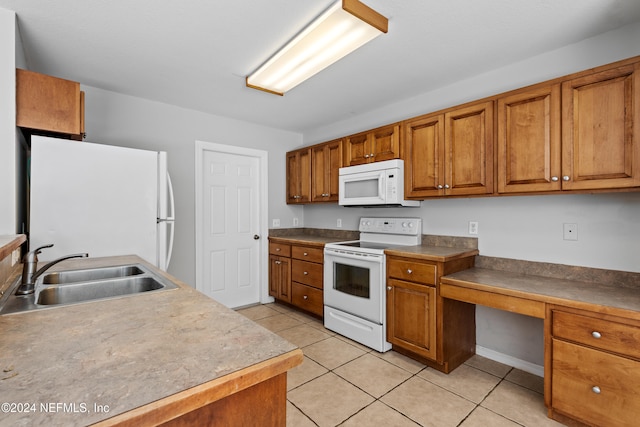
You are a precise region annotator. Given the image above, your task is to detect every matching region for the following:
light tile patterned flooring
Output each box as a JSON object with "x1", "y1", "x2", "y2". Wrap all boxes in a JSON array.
[{"x1": 237, "y1": 303, "x2": 565, "y2": 427}]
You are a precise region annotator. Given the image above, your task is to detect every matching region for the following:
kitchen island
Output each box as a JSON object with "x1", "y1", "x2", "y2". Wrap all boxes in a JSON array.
[{"x1": 0, "y1": 253, "x2": 302, "y2": 426}]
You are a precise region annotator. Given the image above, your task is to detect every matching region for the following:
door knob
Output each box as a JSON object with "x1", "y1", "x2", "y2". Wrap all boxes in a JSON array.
[{"x1": 254, "y1": 235, "x2": 260, "y2": 240}]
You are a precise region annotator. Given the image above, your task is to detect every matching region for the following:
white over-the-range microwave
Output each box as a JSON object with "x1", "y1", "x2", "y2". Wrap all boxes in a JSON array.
[{"x1": 338, "y1": 159, "x2": 420, "y2": 207}]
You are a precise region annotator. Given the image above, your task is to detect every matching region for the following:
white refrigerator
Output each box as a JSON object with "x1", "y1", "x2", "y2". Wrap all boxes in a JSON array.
[{"x1": 29, "y1": 135, "x2": 175, "y2": 270}]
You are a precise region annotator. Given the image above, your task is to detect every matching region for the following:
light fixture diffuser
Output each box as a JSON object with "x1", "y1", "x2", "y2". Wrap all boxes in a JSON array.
[{"x1": 246, "y1": 0, "x2": 388, "y2": 95}]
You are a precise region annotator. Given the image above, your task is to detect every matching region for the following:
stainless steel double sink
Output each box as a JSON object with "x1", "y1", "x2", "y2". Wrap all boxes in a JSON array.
[{"x1": 0, "y1": 264, "x2": 178, "y2": 315}]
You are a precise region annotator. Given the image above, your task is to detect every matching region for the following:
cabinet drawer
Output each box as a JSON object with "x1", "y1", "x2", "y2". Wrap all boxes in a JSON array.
[
  {"x1": 552, "y1": 339, "x2": 640, "y2": 427},
  {"x1": 292, "y1": 282, "x2": 323, "y2": 317},
  {"x1": 553, "y1": 310, "x2": 640, "y2": 359},
  {"x1": 291, "y1": 246, "x2": 324, "y2": 263},
  {"x1": 269, "y1": 242, "x2": 291, "y2": 257},
  {"x1": 292, "y1": 260, "x2": 323, "y2": 289},
  {"x1": 387, "y1": 258, "x2": 436, "y2": 285}
]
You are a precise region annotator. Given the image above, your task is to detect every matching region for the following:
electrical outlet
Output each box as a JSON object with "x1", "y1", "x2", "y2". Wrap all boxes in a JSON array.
[
  {"x1": 468, "y1": 221, "x2": 479, "y2": 235},
  {"x1": 337, "y1": 218, "x2": 342, "y2": 228},
  {"x1": 563, "y1": 223, "x2": 578, "y2": 240},
  {"x1": 293, "y1": 217, "x2": 299, "y2": 226},
  {"x1": 272, "y1": 219, "x2": 280, "y2": 227}
]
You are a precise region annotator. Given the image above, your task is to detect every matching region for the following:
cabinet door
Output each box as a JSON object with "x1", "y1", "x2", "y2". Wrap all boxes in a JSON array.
[
  {"x1": 311, "y1": 139, "x2": 342, "y2": 202},
  {"x1": 269, "y1": 255, "x2": 291, "y2": 302},
  {"x1": 445, "y1": 101, "x2": 494, "y2": 195},
  {"x1": 562, "y1": 62, "x2": 640, "y2": 190},
  {"x1": 345, "y1": 132, "x2": 370, "y2": 166},
  {"x1": 497, "y1": 85, "x2": 561, "y2": 193},
  {"x1": 16, "y1": 69, "x2": 84, "y2": 137},
  {"x1": 386, "y1": 278, "x2": 437, "y2": 360},
  {"x1": 286, "y1": 148, "x2": 311, "y2": 204},
  {"x1": 371, "y1": 124, "x2": 400, "y2": 162},
  {"x1": 403, "y1": 114, "x2": 445, "y2": 198}
]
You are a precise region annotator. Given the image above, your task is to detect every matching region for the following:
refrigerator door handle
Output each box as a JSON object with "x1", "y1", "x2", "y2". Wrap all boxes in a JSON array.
[{"x1": 165, "y1": 173, "x2": 175, "y2": 268}]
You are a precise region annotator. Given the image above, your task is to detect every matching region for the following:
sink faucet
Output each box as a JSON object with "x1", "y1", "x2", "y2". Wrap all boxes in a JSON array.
[{"x1": 16, "y1": 244, "x2": 89, "y2": 295}]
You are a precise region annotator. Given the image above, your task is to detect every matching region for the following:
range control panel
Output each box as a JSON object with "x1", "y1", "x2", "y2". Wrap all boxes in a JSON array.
[{"x1": 359, "y1": 217, "x2": 422, "y2": 236}]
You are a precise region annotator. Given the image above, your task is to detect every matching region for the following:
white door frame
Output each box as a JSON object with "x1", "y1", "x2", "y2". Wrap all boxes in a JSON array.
[{"x1": 195, "y1": 140, "x2": 272, "y2": 305}]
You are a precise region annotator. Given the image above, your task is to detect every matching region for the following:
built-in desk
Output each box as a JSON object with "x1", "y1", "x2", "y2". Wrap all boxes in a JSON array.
[{"x1": 440, "y1": 258, "x2": 640, "y2": 427}]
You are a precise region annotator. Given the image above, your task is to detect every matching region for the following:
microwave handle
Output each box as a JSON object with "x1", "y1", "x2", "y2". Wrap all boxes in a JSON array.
[{"x1": 378, "y1": 171, "x2": 385, "y2": 200}]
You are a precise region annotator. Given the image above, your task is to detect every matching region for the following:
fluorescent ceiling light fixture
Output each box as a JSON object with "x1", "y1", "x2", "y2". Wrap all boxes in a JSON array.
[{"x1": 246, "y1": 0, "x2": 388, "y2": 95}]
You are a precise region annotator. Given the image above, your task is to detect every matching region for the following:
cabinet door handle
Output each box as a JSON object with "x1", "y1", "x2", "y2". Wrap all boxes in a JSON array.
[
  {"x1": 370, "y1": 153, "x2": 374, "y2": 158},
  {"x1": 444, "y1": 184, "x2": 450, "y2": 189},
  {"x1": 275, "y1": 248, "x2": 281, "y2": 251},
  {"x1": 303, "y1": 271, "x2": 308, "y2": 275},
  {"x1": 551, "y1": 176, "x2": 559, "y2": 182},
  {"x1": 592, "y1": 331, "x2": 602, "y2": 339},
  {"x1": 592, "y1": 386, "x2": 601, "y2": 394},
  {"x1": 437, "y1": 185, "x2": 443, "y2": 189},
  {"x1": 275, "y1": 260, "x2": 281, "y2": 265},
  {"x1": 406, "y1": 269, "x2": 413, "y2": 274},
  {"x1": 303, "y1": 295, "x2": 308, "y2": 300},
  {"x1": 387, "y1": 286, "x2": 392, "y2": 291},
  {"x1": 562, "y1": 175, "x2": 570, "y2": 181},
  {"x1": 364, "y1": 154, "x2": 370, "y2": 158},
  {"x1": 303, "y1": 252, "x2": 308, "y2": 256}
]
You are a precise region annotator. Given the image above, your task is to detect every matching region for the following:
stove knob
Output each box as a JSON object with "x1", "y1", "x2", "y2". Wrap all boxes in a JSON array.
[{"x1": 402, "y1": 222, "x2": 408, "y2": 228}]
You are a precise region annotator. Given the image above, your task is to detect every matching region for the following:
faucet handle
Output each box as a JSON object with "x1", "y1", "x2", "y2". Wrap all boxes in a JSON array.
[{"x1": 24, "y1": 244, "x2": 54, "y2": 262}]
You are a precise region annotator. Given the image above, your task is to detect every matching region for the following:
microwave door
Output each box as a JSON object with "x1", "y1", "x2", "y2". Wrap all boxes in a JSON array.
[{"x1": 340, "y1": 171, "x2": 386, "y2": 205}]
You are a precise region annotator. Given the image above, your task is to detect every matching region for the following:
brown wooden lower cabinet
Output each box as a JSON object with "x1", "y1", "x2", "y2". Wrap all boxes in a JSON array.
[
  {"x1": 269, "y1": 240, "x2": 324, "y2": 317},
  {"x1": 547, "y1": 306, "x2": 640, "y2": 427},
  {"x1": 386, "y1": 254, "x2": 476, "y2": 373}
]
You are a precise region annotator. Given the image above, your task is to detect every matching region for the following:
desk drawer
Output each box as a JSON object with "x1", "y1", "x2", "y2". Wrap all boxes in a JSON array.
[
  {"x1": 292, "y1": 259, "x2": 323, "y2": 289},
  {"x1": 269, "y1": 242, "x2": 291, "y2": 257},
  {"x1": 552, "y1": 338, "x2": 640, "y2": 427},
  {"x1": 553, "y1": 310, "x2": 640, "y2": 359},
  {"x1": 291, "y1": 246, "x2": 323, "y2": 263},
  {"x1": 387, "y1": 258, "x2": 436, "y2": 285},
  {"x1": 292, "y1": 282, "x2": 323, "y2": 317}
]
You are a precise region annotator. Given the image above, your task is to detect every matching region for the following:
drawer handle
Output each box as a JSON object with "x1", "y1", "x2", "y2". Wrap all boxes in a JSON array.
[
  {"x1": 275, "y1": 260, "x2": 281, "y2": 265},
  {"x1": 407, "y1": 269, "x2": 413, "y2": 274},
  {"x1": 592, "y1": 331, "x2": 602, "y2": 339},
  {"x1": 592, "y1": 386, "x2": 601, "y2": 394},
  {"x1": 303, "y1": 252, "x2": 308, "y2": 256},
  {"x1": 303, "y1": 295, "x2": 308, "y2": 300},
  {"x1": 275, "y1": 248, "x2": 281, "y2": 252},
  {"x1": 303, "y1": 271, "x2": 308, "y2": 275}
]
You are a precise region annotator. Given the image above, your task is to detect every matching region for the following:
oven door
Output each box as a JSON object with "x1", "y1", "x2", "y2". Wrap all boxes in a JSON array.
[{"x1": 324, "y1": 248, "x2": 384, "y2": 324}]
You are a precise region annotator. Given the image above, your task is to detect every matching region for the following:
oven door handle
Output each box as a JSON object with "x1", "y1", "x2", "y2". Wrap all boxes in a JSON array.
[{"x1": 325, "y1": 251, "x2": 383, "y2": 261}]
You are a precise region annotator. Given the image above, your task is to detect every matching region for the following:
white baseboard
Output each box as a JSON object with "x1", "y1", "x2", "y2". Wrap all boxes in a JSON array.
[{"x1": 476, "y1": 345, "x2": 544, "y2": 378}]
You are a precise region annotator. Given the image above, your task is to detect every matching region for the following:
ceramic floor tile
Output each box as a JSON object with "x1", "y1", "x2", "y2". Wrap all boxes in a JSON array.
[
  {"x1": 306, "y1": 319, "x2": 337, "y2": 335},
  {"x1": 505, "y1": 368, "x2": 544, "y2": 394},
  {"x1": 287, "y1": 356, "x2": 329, "y2": 391},
  {"x1": 277, "y1": 323, "x2": 333, "y2": 348},
  {"x1": 288, "y1": 372, "x2": 374, "y2": 427},
  {"x1": 417, "y1": 364, "x2": 501, "y2": 403},
  {"x1": 285, "y1": 310, "x2": 319, "y2": 324},
  {"x1": 332, "y1": 333, "x2": 374, "y2": 353},
  {"x1": 460, "y1": 407, "x2": 522, "y2": 427},
  {"x1": 481, "y1": 380, "x2": 564, "y2": 426},
  {"x1": 339, "y1": 401, "x2": 420, "y2": 426},
  {"x1": 381, "y1": 376, "x2": 476, "y2": 427},
  {"x1": 374, "y1": 350, "x2": 427, "y2": 374},
  {"x1": 235, "y1": 304, "x2": 280, "y2": 320},
  {"x1": 254, "y1": 313, "x2": 303, "y2": 333},
  {"x1": 464, "y1": 354, "x2": 512, "y2": 378},
  {"x1": 303, "y1": 336, "x2": 366, "y2": 370},
  {"x1": 286, "y1": 401, "x2": 316, "y2": 427},
  {"x1": 334, "y1": 353, "x2": 413, "y2": 398},
  {"x1": 269, "y1": 302, "x2": 297, "y2": 314}
]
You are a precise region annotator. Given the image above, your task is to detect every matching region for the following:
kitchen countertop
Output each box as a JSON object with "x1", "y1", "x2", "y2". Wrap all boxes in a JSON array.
[
  {"x1": 0, "y1": 255, "x2": 302, "y2": 426},
  {"x1": 268, "y1": 234, "x2": 350, "y2": 247},
  {"x1": 441, "y1": 264, "x2": 640, "y2": 320},
  {"x1": 385, "y1": 245, "x2": 479, "y2": 262}
]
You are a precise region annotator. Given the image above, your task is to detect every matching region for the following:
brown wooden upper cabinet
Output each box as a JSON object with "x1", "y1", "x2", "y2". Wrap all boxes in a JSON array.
[
  {"x1": 561, "y1": 62, "x2": 640, "y2": 191},
  {"x1": 344, "y1": 123, "x2": 400, "y2": 166},
  {"x1": 404, "y1": 101, "x2": 494, "y2": 198},
  {"x1": 286, "y1": 148, "x2": 311, "y2": 204},
  {"x1": 498, "y1": 60, "x2": 640, "y2": 193},
  {"x1": 497, "y1": 84, "x2": 562, "y2": 193},
  {"x1": 16, "y1": 69, "x2": 85, "y2": 138},
  {"x1": 311, "y1": 139, "x2": 343, "y2": 202}
]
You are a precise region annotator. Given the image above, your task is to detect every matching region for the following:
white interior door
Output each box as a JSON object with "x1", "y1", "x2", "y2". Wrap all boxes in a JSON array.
[{"x1": 195, "y1": 141, "x2": 268, "y2": 308}]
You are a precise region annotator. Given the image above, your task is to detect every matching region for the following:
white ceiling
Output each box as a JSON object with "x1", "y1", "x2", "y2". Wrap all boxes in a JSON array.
[{"x1": 2, "y1": 0, "x2": 640, "y2": 134}]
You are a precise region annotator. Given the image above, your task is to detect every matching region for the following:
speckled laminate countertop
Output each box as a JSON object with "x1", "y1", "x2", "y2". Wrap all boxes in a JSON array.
[
  {"x1": 441, "y1": 265, "x2": 640, "y2": 320},
  {"x1": 268, "y1": 234, "x2": 350, "y2": 247},
  {"x1": 0, "y1": 255, "x2": 301, "y2": 426},
  {"x1": 384, "y1": 245, "x2": 479, "y2": 262}
]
